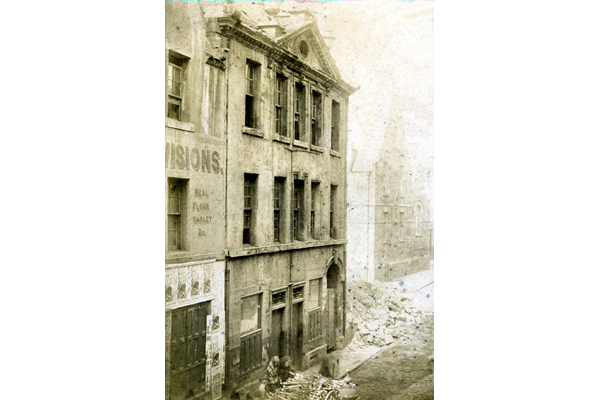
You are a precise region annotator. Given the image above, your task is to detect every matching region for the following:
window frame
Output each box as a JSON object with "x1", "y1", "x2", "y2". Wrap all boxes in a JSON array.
[
  {"x1": 330, "y1": 184, "x2": 337, "y2": 239},
  {"x1": 273, "y1": 177, "x2": 283, "y2": 243},
  {"x1": 167, "y1": 178, "x2": 188, "y2": 252},
  {"x1": 166, "y1": 51, "x2": 188, "y2": 122},
  {"x1": 243, "y1": 174, "x2": 257, "y2": 245},
  {"x1": 310, "y1": 90, "x2": 322, "y2": 147},
  {"x1": 293, "y1": 179, "x2": 304, "y2": 241},
  {"x1": 294, "y1": 81, "x2": 306, "y2": 142},
  {"x1": 331, "y1": 99, "x2": 340, "y2": 152},
  {"x1": 310, "y1": 181, "x2": 320, "y2": 239},
  {"x1": 245, "y1": 60, "x2": 260, "y2": 129},
  {"x1": 240, "y1": 293, "x2": 263, "y2": 375},
  {"x1": 274, "y1": 73, "x2": 288, "y2": 137}
]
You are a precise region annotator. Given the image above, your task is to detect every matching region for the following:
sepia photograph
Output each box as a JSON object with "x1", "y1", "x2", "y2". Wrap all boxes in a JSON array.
[{"x1": 165, "y1": 1, "x2": 433, "y2": 399}]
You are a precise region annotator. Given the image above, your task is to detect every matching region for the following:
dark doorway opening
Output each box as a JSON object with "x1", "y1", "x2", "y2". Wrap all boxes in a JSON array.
[{"x1": 326, "y1": 263, "x2": 340, "y2": 351}]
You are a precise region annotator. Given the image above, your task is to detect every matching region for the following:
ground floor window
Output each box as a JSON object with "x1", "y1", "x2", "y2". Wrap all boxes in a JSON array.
[{"x1": 240, "y1": 293, "x2": 262, "y2": 375}]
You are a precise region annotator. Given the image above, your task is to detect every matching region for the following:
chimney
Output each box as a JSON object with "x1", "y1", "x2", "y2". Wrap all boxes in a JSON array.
[
  {"x1": 258, "y1": 21, "x2": 286, "y2": 39},
  {"x1": 264, "y1": 1, "x2": 282, "y2": 17}
]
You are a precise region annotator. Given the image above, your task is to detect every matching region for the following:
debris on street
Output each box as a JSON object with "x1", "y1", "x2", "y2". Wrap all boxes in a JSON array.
[
  {"x1": 267, "y1": 372, "x2": 345, "y2": 400},
  {"x1": 346, "y1": 273, "x2": 433, "y2": 349}
]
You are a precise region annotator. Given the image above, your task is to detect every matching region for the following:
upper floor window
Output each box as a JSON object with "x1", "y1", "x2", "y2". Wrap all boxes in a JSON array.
[
  {"x1": 331, "y1": 100, "x2": 340, "y2": 152},
  {"x1": 244, "y1": 174, "x2": 257, "y2": 245},
  {"x1": 167, "y1": 178, "x2": 188, "y2": 251},
  {"x1": 311, "y1": 181, "x2": 320, "y2": 239},
  {"x1": 330, "y1": 184, "x2": 337, "y2": 239},
  {"x1": 245, "y1": 60, "x2": 260, "y2": 128},
  {"x1": 275, "y1": 74, "x2": 288, "y2": 137},
  {"x1": 294, "y1": 82, "x2": 305, "y2": 141},
  {"x1": 167, "y1": 53, "x2": 187, "y2": 121},
  {"x1": 293, "y1": 179, "x2": 304, "y2": 241},
  {"x1": 273, "y1": 177, "x2": 285, "y2": 243},
  {"x1": 311, "y1": 90, "x2": 322, "y2": 147}
]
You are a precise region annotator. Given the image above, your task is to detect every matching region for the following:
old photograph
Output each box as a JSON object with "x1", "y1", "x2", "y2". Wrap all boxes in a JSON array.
[{"x1": 165, "y1": 1, "x2": 433, "y2": 399}]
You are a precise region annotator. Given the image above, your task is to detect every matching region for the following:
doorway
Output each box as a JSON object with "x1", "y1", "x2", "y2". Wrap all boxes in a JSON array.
[
  {"x1": 170, "y1": 301, "x2": 208, "y2": 400},
  {"x1": 326, "y1": 264, "x2": 340, "y2": 351},
  {"x1": 270, "y1": 307, "x2": 285, "y2": 359},
  {"x1": 291, "y1": 300, "x2": 303, "y2": 369}
]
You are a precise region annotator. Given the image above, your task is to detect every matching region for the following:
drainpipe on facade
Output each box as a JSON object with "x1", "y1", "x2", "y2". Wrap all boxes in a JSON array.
[{"x1": 222, "y1": 18, "x2": 231, "y2": 394}]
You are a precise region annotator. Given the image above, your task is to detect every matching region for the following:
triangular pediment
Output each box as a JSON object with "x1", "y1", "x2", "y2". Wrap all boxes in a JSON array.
[{"x1": 276, "y1": 21, "x2": 341, "y2": 80}]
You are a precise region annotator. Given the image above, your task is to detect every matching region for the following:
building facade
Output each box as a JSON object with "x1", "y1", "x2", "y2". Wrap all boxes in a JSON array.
[
  {"x1": 206, "y1": 3, "x2": 356, "y2": 396},
  {"x1": 347, "y1": 114, "x2": 433, "y2": 283},
  {"x1": 165, "y1": 3, "x2": 227, "y2": 400},
  {"x1": 166, "y1": 2, "x2": 356, "y2": 399}
]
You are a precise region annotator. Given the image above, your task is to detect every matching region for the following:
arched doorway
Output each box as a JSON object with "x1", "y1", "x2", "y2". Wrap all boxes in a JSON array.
[{"x1": 326, "y1": 263, "x2": 341, "y2": 351}]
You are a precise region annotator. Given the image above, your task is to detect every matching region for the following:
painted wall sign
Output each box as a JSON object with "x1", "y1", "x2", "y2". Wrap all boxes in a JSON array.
[{"x1": 165, "y1": 142, "x2": 223, "y2": 174}]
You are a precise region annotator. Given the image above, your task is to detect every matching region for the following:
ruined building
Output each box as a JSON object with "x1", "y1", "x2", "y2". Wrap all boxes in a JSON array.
[
  {"x1": 347, "y1": 113, "x2": 433, "y2": 283},
  {"x1": 165, "y1": 2, "x2": 356, "y2": 399}
]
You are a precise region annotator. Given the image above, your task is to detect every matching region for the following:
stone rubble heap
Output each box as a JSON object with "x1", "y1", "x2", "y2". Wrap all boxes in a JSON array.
[
  {"x1": 267, "y1": 372, "x2": 344, "y2": 400},
  {"x1": 347, "y1": 280, "x2": 433, "y2": 348}
]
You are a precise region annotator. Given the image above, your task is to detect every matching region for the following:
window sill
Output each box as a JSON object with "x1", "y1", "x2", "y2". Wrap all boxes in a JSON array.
[
  {"x1": 310, "y1": 145, "x2": 324, "y2": 153},
  {"x1": 165, "y1": 118, "x2": 195, "y2": 133},
  {"x1": 273, "y1": 134, "x2": 291, "y2": 144},
  {"x1": 293, "y1": 140, "x2": 309, "y2": 149},
  {"x1": 242, "y1": 127, "x2": 264, "y2": 138},
  {"x1": 330, "y1": 150, "x2": 342, "y2": 158}
]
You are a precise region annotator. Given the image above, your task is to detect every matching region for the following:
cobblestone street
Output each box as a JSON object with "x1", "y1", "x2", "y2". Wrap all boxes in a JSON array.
[{"x1": 352, "y1": 329, "x2": 434, "y2": 400}]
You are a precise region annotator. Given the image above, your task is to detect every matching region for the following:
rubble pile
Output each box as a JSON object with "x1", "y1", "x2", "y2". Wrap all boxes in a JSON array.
[
  {"x1": 267, "y1": 372, "x2": 344, "y2": 400},
  {"x1": 347, "y1": 280, "x2": 432, "y2": 348}
]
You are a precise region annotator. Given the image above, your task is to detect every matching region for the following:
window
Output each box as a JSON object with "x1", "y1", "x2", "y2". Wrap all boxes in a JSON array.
[
  {"x1": 307, "y1": 279, "x2": 322, "y2": 342},
  {"x1": 243, "y1": 174, "x2": 257, "y2": 245},
  {"x1": 275, "y1": 74, "x2": 288, "y2": 137},
  {"x1": 307, "y1": 278, "x2": 322, "y2": 309},
  {"x1": 273, "y1": 177, "x2": 285, "y2": 243},
  {"x1": 294, "y1": 82, "x2": 305, "y2": 141},
  {"x1": 240, "y1": 294, "x2": 263, "y2": 374},
  {"x1": 167, "y1": 53, "x2": 186, "y2": 121},
  {"x1": 330, "y1": 185, "x2": 337, "y2": 238},
  {"x1": 293, "y1": 286, "x2": 304, "y2": 301},
  {"x1": 245, "y1": 60, "x2": 260, "y2": 128},
  {"x1": 311, "y1": 90, "x2": 322, "y2": 146},
  {"x1": 272, "y1": 290, "x2": 286, "y2": 307},
  {"x1": 168, "y1": 178, "x2": 187, "y2": 251},
  {"x1": 293, "y1": 179, "x2": 304, "y2": 241},
  {"x1": 331, "y1": 100, "x2": 340, "y2": 152},
  {"x1": 311, "y1": 181, "x2": 320, "y2": 239}
]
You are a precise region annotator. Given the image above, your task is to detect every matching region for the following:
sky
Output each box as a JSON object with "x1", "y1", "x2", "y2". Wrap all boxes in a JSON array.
[{"x1": 294, "y1": 0, "x2": 435, "y2": 172}]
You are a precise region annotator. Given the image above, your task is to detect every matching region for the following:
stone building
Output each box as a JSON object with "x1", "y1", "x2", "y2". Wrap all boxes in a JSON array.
[
  {"x1": 204, "y1": 3, "x2": 356, "y2": 396},
  {"x1": 166, "y1": 2, "x2": 356, "y2": 399},
  {"x1": 165, "y1": 2, "x2": 228, "y2": 400},
  {"x1": 347, "y1": 113, "x2": 433, "y2": 283}
]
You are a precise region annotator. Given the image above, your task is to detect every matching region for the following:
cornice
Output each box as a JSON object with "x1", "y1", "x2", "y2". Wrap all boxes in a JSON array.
[{"x1": 216, "y1": 16, "x2": 357, "y2": 96}]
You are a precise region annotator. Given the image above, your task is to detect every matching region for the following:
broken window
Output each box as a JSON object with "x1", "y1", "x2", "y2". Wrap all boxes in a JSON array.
[{"x1": 245, "y1": 60, "x2": 260, "y2": 128}]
